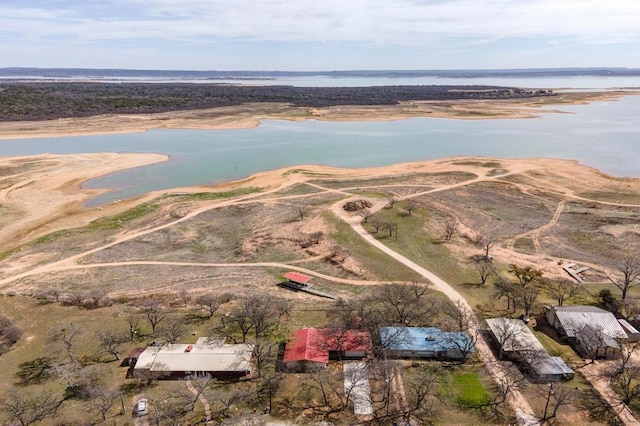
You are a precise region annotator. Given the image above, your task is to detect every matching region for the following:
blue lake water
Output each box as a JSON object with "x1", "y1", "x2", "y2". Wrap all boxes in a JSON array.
[{"x1": 1, "y1": 94, "x2": 639, "y2": 206}]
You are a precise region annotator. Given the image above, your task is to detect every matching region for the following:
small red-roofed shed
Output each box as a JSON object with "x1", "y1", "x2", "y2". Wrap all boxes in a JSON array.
[{"x1": 283, "y1": 272, "x2": 312, "y2": 285}]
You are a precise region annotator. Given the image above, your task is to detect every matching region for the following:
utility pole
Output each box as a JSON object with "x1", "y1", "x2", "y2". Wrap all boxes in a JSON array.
[{"x1": 542, "y1": 382, "x2": 554, "y2": 422}]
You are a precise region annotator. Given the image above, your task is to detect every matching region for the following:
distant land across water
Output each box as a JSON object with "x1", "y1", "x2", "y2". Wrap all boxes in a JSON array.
[{"x1": 2, "y1": 67, "x2": 640, "y2": 79}]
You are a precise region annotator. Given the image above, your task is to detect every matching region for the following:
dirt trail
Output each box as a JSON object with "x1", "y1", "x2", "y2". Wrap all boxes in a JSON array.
[{"x1": 504, "y1": 200, "x2": 566, "y2": 251}]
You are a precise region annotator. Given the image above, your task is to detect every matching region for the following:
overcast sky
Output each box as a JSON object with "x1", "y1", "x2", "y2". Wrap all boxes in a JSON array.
[{"x1": 2, "y1": 0, "x2": 639, "y2": 70}]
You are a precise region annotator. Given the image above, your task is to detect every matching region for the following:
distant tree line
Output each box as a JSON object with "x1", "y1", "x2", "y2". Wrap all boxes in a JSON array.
[{"x1": 0, "y1": 82, "x2": 554, "y2": 121}]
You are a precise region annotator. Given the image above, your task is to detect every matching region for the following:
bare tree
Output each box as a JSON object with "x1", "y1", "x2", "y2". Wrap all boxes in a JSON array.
[
  {"x1": 513, "y1": 282, "x2": 541, "y2": 317},
  {"x1": 609, "y1": 256, "x2": 640, "y2": 300},
  {"x1": 489, "y1": 319, "x2": 524, "y2": 360},
  {"x1": 0, "y1": 315, "x2": 23, "y2": 354},
  {"x1": 376, "y1": 282, "x2": 439, "y2": 327},
  {"x1": 442, "y1": 219, "x2": 458, "y2": 242},
  {"x1": 49, "y1": 323, "x2": 82, "y2": 364},
  {"x1": 401, "y1": 365, "x2": 443, "y2": 421},
  {"x1": 125, "y1": 309, "x2": 142, "y2": 341},
  {"x1": 196, "y1": 293, "x2": 231, "y2": 319},
  {"x1": 493, "y1": 277, "x2": 517, "y2": 313},
  {"x1": 83, "y1": 288, "x2": 109, "y2": 309},
  {"x1": 386, "y1": 196, "x2": 397, "y2": 209},
  {"x1": 369, "y1": 217, "x2": 384, "y2": 233},
  {"x1": 447, "y1": 299, "x2": 474, "y2": 332},
  {"x1": 178, "y1": 288, "x2": 190, "y2": 307},
  {"x1": 540, "y1": 383, "x2": 576, "y2": 424},
  {"x1": 91, "y1": 387, "x2": 122, "y2": 421},
  {"x1": 543, "y1": 279, "x2": 583, "y2": 306},
  {"x1": 296, "y1": 205, "x2": 309, "y2": 221},
  {"x1": 358, "y1": 208, "x2": 373, "y2": 223},
  {"x1": 403, "y1": 201, "x2": 417, "y2": 216},
  {"x1": 575, "y1": 325, "x2": 609, "y2": 363},
  {"x1": 140, "y1": 299, "x2": 168, "y2": 334},
  {"x1": 471, "y1": 255, "x2": 495, "y2": 285},
  {"x1": 95, "y1": 330, "x2": 128, "y2": 362},
  {"x1": 0, "y1": 388, "x2": 62, "y2": 426},
  {"x1": 480, "y1": 232, "x2": 497, "y2": 260},
  {"x1": 158, "y1": 316, "x2": 188, "y2": 344}
]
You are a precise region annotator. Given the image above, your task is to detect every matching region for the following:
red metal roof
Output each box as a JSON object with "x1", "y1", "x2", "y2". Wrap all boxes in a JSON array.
[
  {"x1": 283, "y1": 328, "x2": 328, "y2": 364},
  {"x1": 282, "y1": 328, "x2": 372, "y2": 364},
  {"x1": 283, "y1": 271, "x2": 312, "y2": 285}
]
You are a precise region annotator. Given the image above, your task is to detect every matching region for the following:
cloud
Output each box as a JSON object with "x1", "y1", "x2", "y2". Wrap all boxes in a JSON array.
[{"x1": 2, "y1": 0, "x2": 639, "y2": 46}]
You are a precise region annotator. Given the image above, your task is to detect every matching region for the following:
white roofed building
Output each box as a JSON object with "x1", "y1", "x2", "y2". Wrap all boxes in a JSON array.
[{"x1": 133, "y1": 338, "x2": 253, "y2": 380}]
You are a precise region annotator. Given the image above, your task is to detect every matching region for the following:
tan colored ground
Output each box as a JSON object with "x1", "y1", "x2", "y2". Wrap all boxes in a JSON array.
[{"x1": 0, "y1": 91, "x2": 634, "y2": 140}]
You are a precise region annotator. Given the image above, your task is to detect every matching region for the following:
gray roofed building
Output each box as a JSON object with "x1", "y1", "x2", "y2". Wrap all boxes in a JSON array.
[
  {"x1": 485, "y1": 318, "x2": 545, "y2": 353},
  {"x1": 133, "y1": 338, "x2": 253, "y2": 379},
  {"x1": 486, "y1": 318, "x2": 575, "y2": 382},
  {"x1": 546, "y1": 305, "x2": 627, "y2": 339}
]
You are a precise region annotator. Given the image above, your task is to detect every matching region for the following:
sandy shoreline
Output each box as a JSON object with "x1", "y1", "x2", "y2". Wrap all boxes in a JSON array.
[{"x1": 0, "y1": 90, "x2": 635, "y2": 140}]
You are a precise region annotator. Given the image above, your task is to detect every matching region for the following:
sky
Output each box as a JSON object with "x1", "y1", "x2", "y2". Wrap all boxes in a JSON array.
[{"x1": 1, "y1": 0, "x2": 640, "y2": 71}]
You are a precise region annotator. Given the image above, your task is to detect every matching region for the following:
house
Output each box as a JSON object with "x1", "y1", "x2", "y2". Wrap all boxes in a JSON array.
[
  {"x1": 486, "y1": 318, "x2": 574, "y2": 382},
  {"x1": 282, "y1": 328, "x2": 371, "y2": 372},
  {"x1": 380, "y1": 327, "x2": 474, "y2": 361},
  {"x1": 133, "y1": 338, "x2": 253, "y2": 380},
  {"x1": 546, "y1": 306, "x2": 628, "y2": 359}
]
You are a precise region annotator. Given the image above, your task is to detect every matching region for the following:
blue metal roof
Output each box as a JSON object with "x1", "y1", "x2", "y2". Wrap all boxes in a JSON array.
[{"x1": 380, "y1": 327, "x2": 474, "y2": 352}]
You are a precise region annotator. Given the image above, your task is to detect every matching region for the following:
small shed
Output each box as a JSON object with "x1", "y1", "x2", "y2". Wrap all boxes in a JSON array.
[
  {"x1": 525, "y1": 354, "x2": 575, "y2": 382},
  {"x1": 283, "y1": 272, "x2": 312, "y2": 286},
  {"x1": 619, "y1": 319, "x2": 640, "y2": 342}
]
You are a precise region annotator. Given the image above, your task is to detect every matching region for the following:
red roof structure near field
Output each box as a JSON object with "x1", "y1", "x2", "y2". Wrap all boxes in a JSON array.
[
  {"x1": 283, "y1": 271, "x2": 312, "y2": 285},
  {"x1": 282, "y1": 328, "x2": 372, "y2": 364}
]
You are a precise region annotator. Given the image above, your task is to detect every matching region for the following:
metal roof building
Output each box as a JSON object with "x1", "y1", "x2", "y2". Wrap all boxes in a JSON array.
[
  {"x1": 546, "y1": 306, "x2": 627, "y2": 339},
  {"x1": 133, "y1": 338, "x2": 253, "y2": 379},
  {"x1": 485, "y1": 318, "x2": 545, "y2": 352},
  {"x1": 380, "y1": 327, "x2": 474, "y2": 360},
  {"x1": 486, "y1": 318, "x2": 575, "y2": 382}
]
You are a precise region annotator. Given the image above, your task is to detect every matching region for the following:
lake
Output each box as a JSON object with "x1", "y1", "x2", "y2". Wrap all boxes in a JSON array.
[{"x1": 1, "y1": 93, "x2": 639, "y2": 206}]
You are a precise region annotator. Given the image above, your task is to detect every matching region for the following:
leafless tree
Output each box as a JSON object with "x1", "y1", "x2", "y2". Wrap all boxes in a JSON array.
[
  {"x1": 178, "y1": 288, "x2": 190, "y2": 307},
  {"x1": 471, "y1": 255, "x2": 495, "y2": 285},
  {"x1": 513, "y1": 282, "x2": 541, "y2": 317},
  {"x1": 196, "y1": 293, "x2": 231, "y2": 319},
  {"x1": 575, "y1": 325, "x2": 609, "y2": 363},
  {"x1": 403, "y1": 201, "x2": 417, "y2": 216},
  {"x1": 369, "y1": 217, "x2": 384, "y2": 233},
  {"x1": 540, "y1": 383, "x2": 576, "y2": 424},
  {"x1": 386, "y1": 196, "x2": 397, "y2": 209},
  {"x1": 493, "y1": 277, "x2": 517, "y2": 313},
  {"x1": 358, "y1": 208, "x2": 373, "y2": 223},
  {"x1": 158, "y1": 316, "x2": 188, "y2": 345},
  {"x1": 125, "y1": 309, "x2": 142, "y2": 341},
  {"x1": 382, "y1": 222, "x2": 398, "y2": 239},
  {"x1": 0, "y1": 388, "x2": 62, "y2": 426},
  {"x1": 543, "y1": 279, "x2": 583, "y2": 306},
  {"x1": 91, "y1": 387, "x2": 122, "y2": 421},
  {"x1": 489, "y1": 319, "x2": 524, "y2": 360},
  {"x1": 49, "y1": 323, "x2": 82, "y2": 364},
  {"x1": 296, "y1": 205, "x2": 309, "y2": 221},
  {"x1": 480, "y1": 232, "x2": 497, "y2": 260},
  {"x1": 0, "y1": 315, "x2": 23, "y2": 354},
  {"x1": 609, "y1": 256, "x2": 640, "y2": 300},
  {"x1": 442, "y1": 219, "x2": 458, "y2": 242},
  {"x1": 95, "y1": 330, "x2": 128, "y2": 361},
  {"x1": 377, "y1": 282, "x2": 439, "y2": 327},
  {"x1": 83, "y1": 288, "x2": 109, "y2": 309},
  {"x1": 401, "y1": 365, "x2": 443, "y2": 422},
  {"x1": 140, "y1": 299, "x2": 168, "y2": 334},
  {"x1": 446, "y1": 299, "x2": 474, "y2": 332}
]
